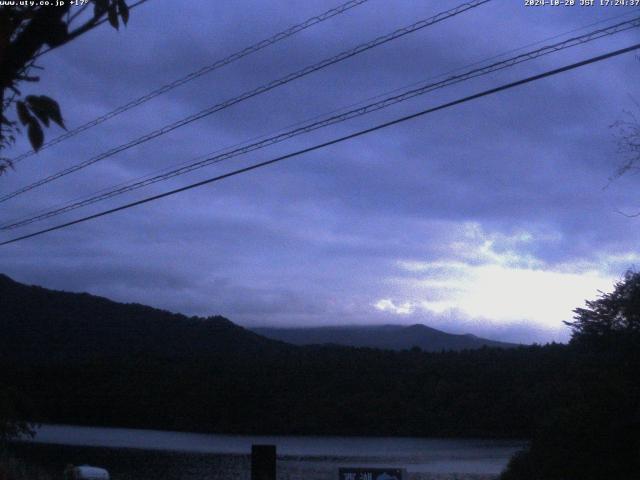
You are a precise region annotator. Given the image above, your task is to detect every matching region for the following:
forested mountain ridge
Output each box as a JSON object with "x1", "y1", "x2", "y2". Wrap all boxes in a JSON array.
[
  {"x1": 1, "y1": 273, "x2": 511, "y2": 360},
  {"x1": 0, "y1": 272, "x2": 551, "y2": 438},
  {"x1": 0, "y1": 273, "x2": 285, "y2": 361},
  {"x1": 253, "y1": 324, "x2": 517, "y2": 351}
]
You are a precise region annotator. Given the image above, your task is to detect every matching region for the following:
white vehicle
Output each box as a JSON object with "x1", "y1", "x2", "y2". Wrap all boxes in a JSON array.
[{"x1": 67, "y1": 465, "x2": 110, "y2": 480}]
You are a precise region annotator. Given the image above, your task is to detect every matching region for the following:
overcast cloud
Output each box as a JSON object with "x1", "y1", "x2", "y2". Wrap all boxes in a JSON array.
[{"x1": 2, "y1": 0, "x2": 640, "y2": 343}]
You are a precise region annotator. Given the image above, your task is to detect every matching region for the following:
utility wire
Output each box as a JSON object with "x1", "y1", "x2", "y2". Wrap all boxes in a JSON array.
[
  {"x1": 0, "y1": 0, "x2": 491, "y2": 203},
  {"x1": 10, "y1": 7, "x2": 635, "y2": 228},
  {"x1": 4, "y1": 16, "x2": 639, "y2": 230},
  {"x1": 12, "y1": 0, "x2": 369, "y2": 163},
  {"x1": 2, "y1": 42, "x2": 639, "y2": 247}
]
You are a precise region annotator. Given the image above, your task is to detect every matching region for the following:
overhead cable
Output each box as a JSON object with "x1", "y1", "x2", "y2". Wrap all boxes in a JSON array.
[
  {"x1": 12, "y1": 0, "x2": 370, "y2": 163},
  {"x1": 2, "y1": 41, "x2": 639, "y2": 246},
  {"x1": 0, "y1": 0, "x2": 490, "y2": 203},
  {"x1": 4, "y1": 16, "x2": 639, "y2": 230}
]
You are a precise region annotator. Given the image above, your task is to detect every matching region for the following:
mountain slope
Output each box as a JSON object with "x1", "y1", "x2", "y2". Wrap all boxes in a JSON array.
[
  {"x1": 1, "y1": 274, "x2": 584, "y2": 442},
  {"x1": 0, "y1": 273, "x2": 285, "y2": 362},
  {"x1": 252, "y1": 324, "x2": 517, "y2": 351}
]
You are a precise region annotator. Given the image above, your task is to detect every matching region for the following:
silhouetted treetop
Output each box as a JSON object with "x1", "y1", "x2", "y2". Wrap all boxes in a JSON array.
[{"x1": 565, "y1": 269, "x2": 640, "y2": 343}]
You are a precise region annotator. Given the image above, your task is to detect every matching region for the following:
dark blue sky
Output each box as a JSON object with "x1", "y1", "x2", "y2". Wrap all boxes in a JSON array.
[{"x1": 2, "y1": 0, "x2": 640, "y2": 343}]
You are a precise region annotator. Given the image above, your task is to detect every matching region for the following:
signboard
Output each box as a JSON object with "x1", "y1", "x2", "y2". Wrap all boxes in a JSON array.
[{"x1": 338, "y1": 467, "x2": 407, "y2": 480}]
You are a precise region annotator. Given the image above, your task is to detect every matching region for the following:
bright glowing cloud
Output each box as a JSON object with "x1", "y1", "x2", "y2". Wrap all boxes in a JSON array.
[
  {"x1": 373, "y1": 298, "x2": 415, "y2": 315},
  {"x1": 374, "y1": 223, "x2": 627, "y2": 330},
  {"x1": 415, "y1": 264, "x2": 612, "y2": 326}
]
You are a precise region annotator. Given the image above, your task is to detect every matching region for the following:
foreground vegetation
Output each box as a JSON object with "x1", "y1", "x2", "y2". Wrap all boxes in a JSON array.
[
  {"x1": 0, "y1": 449, "x2": 50, "y2": 480},
  {"x1": 500, "y1": 270, "x2": 640, "y2": 479}
]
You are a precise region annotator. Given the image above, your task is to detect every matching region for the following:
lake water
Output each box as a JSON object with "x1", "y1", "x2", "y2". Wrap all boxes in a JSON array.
[{"x1": 12, "y1": 424, "x2": 527, "y2": 480}]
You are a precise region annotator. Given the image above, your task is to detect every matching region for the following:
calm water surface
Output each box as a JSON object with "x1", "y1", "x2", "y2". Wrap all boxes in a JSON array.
[{"x1": 13, "y1": 424, "x2": 527, "y2": 480}]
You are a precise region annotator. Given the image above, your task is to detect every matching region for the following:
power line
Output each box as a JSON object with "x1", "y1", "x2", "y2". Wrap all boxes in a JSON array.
[
  {"x1": 0, "y1": 0, "x2": 491, "y2": 204},
  {"x1": 4, "y1": 15, "x2": 639, "y2": 230},
  {"x1": 5, "y1": 15, "x2": 638, "y2": 229},
  {"x1": 11, "y1": 7, "x2": 635, "y2": 229},
  {"x1": 12, "y1": 0, "x2": 369, "y2": 163},
  {"x1": 2, "y1": 41, "x2": 638, "y2": 247}
]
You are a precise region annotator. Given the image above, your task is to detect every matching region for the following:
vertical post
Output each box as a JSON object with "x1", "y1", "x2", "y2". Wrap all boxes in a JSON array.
[{"x1": 251, "y1": 444, "x2": 276, "y2": 480}]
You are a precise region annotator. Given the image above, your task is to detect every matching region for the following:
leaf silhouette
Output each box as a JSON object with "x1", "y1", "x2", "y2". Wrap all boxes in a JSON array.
[
  {"x1": 117, "y1": 0, "x2": 129, "y2": 25},
  {"x1": 94, "y1": 0, "x2": 109, "y2": 17},
  {"x1": 108, "y1": 4, "x2": 119, "y2": 30},
  {"x1": 26, "y1": 95, "x2": 66, "y2": 129},
  {"x1": 16, "y1": 101, "x2": 32, "y2": 126},
  {"x1": 27, "y1": 120, "x2": 44, "y2": 151}
]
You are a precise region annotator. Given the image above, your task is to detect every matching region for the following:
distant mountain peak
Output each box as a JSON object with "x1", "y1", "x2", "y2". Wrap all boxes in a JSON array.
[{"x1": 252, "y1": 324, "x2": 517, "y2": 352}]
